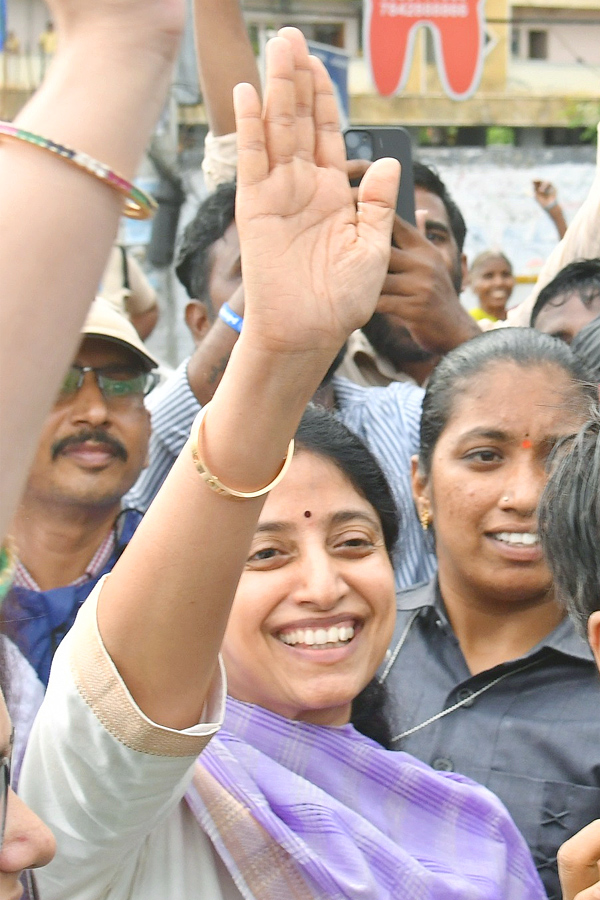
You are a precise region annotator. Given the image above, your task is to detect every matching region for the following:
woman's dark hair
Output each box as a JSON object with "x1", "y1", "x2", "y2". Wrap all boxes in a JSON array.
[
  {"x1": 418, "y1": 328, "x2": 597, "y2": 478},
  {"x1": 351, "y1": 678, "x2": 394, "y2": 749},
  {"x1": 294, "y1": 405, "x2": 398, "y2": 748},
  {"x1": 295, "y1": 405, "x2": 399, "y2": 555},
  {"x1": 572, "y1": 314, "x2": 600, "y2": 383}
]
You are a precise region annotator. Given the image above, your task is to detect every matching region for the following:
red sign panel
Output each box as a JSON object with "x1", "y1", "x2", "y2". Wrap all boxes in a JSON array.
[{"x1": 366, "y1": 0, "x2": 486, "y2": 100}]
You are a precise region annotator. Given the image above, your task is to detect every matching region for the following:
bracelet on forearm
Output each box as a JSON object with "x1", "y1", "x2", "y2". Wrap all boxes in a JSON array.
[
  {"x1": 545, "y1": 199, "x2": 558, "y2": 212},
  {"x1": 218, "y1": 302, "x2": 244, "y2": 334},
  {"x1": 190, "y1": 404, "x2": 295, "y2": 500},
  {"x1": 0, "y1": 121, "x2": 157, "y2": 220}
]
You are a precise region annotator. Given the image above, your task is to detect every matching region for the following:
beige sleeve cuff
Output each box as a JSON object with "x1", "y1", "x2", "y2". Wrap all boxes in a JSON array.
[
  {"x1": 202, "y1": 131, "x2": 238, "y2": 193},
  {"x1": 69, "y1": 576, "x2": 226, "y2": 758}
]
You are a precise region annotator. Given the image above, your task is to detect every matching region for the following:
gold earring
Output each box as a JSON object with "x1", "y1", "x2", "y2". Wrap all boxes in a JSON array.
[{"x1": 419, "y1": 507, "x2": 431, "y2": 531}]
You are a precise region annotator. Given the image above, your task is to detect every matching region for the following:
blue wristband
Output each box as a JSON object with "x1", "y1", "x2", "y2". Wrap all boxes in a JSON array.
[{"x1": 218, "y1": 301, "x2": 243, "y2": 334}]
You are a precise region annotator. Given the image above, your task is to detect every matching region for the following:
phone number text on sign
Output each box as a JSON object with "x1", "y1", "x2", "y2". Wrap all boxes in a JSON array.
[
  {"x1": 366, "y1": 0, "x2": 486, "y2": 99},
  {"x1": 379, "y1": 2, "x2": 469, "y2": 17}
]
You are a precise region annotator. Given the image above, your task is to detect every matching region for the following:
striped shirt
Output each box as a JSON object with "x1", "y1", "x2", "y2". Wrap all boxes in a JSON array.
[
  {"x1": 126, "y1": 361, "x2": 437, "y2": 590},
  {"x1": 13, "y1": 529, "x2": 117, "y2": 591}
]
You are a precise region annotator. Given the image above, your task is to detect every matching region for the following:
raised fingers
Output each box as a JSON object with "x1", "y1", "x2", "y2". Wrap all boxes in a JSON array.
[
  {"x1": 346, "y1": 159, "x2": 371, "y2": 183},
  {"x1": 234, "y1": 81, "x2": 268, "y2": 187},
  {"x1": 356, "y1": 158, "x2": 401, "y2": 248},
  {"x1": 310, "y1": 55, "x2": 347, "y2": 172},
  {"x1": 391, "y1": 213, "x2": 423, "y2": 251},
  {"x1": 262, "y1": 36, "x2": 298, "y2": 170},
  {"x1": 279, "y1": 27, "x2": 315, "y2": 163}
]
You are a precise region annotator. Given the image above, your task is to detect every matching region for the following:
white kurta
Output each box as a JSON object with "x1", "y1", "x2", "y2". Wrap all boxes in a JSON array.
[{"x1": 20, "y1": 578, "x2": 240, "y2": 900}]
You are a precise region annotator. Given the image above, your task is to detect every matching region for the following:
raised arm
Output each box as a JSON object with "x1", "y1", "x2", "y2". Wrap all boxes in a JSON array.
[
  {"x1": 507, "y1": 126, "x2": 600, "y2": 327},
  {"x1": 533, "y1": 180, "x2": 567, "y2": 241},
  {"x1": 194, "y1": 0, "x2": 260, "y2": 189},
  {"x1": 194, "y1": 0, "x2": 261, "y2": 136},
  {"x1": 97, "y1": 28, "x2": 399, "y2": 730},
  {"x1": 0, "y1": 0, "x2": 183, "y2": 541}
]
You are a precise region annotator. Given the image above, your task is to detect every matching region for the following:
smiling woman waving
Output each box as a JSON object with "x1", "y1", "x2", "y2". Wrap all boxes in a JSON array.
[{"x1": 20, "y1": 29, "x2": 544, "y2": 900}]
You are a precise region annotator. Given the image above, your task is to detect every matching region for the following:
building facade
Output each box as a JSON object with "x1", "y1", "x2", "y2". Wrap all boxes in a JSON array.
[{"x1": 3, "y1": 0, "x2": 599, "y2": 143}]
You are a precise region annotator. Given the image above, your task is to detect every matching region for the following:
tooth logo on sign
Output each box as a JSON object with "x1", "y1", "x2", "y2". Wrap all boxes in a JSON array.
[{"x1": 366, "y1": 0, "x2": 486, "y2": 100}]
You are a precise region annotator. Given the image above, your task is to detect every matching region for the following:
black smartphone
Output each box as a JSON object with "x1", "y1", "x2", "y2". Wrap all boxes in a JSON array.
[{"x1": 344, "y1": 126, "x2": 415, "y2": 226}]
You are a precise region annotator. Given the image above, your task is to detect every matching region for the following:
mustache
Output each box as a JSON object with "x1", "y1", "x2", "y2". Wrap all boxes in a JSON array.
[{"x1": 51, "y1": 428, "x2": 128, "y2": 462}]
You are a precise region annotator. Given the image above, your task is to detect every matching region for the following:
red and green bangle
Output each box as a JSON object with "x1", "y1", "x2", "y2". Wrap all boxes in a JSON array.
[{"x1": 0, "y1": 121, "x2": 158, "y2": 220}]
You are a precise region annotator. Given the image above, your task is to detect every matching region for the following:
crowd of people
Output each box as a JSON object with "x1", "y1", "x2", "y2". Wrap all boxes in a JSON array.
[{"x1": 1, "y1": 0, "x2": 600, "y2": 899}]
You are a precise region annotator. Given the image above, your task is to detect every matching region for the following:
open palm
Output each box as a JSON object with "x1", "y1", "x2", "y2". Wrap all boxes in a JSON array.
[{"x1": 234, "y1": 28, "x2": 400, "y2": 358}]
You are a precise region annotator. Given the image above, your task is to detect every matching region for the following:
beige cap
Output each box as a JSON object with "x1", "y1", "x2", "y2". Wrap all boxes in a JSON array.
[{"x1": 82, "y1": 297, "x2": 159, "y2": 371}]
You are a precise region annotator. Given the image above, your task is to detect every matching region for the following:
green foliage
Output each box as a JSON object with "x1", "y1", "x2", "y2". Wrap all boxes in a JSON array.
[
  {"x1": 486, "y1": 126, "x2": 515, "y2": 146},
  {"x1": 564, "y1": 100, "x2": 600, "y2": 144}
]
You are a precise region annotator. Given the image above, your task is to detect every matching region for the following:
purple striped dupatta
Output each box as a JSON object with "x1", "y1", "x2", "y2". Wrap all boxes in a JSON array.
[{"x1": 186, "y1": 698, "x2": 546, "y2": 900}]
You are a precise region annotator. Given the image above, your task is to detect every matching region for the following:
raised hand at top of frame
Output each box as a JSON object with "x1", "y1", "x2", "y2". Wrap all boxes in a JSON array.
[{"x1": 233, "y1": 27, "x2": 400, "y2": 362}]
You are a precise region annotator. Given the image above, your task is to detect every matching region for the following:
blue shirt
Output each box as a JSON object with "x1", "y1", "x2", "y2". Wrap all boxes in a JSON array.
[
  {"x1": 126, "y1": 363, "x2": 437, "y2": 590},
  {"x1": 2, "y1": 509, "x2": 142, "y2": 685}
]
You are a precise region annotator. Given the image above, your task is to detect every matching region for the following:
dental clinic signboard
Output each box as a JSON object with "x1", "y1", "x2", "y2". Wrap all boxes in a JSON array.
[{"x1": 366, "y1": 0, "x2": 486, "y2": 99}]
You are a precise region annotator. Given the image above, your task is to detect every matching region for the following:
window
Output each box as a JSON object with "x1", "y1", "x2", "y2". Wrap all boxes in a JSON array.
[
  {"x1": 313, "y1": 24, "x2": 345, "y2": 48},
  {"x1": 528, "y1": 30, "x2": 548, "y2": 60}
]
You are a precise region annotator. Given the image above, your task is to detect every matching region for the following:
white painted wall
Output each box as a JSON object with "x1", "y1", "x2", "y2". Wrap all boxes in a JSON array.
[{"x1": 6, "y1": 0, "x2": 50, "y2": 53}]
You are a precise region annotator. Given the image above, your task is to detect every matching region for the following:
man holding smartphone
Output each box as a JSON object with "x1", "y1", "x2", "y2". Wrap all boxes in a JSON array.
[{"x1": 338, "y1": 160, "x2": 477, "y2": 388}]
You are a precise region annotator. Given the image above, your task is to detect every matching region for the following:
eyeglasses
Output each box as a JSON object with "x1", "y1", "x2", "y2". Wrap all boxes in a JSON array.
[
  {"x1": 0, "y1": 731, "x2": 13, "y2": 849},
  {"x1": 59, "y1": 365, "x2": 159, "y2": 402}
]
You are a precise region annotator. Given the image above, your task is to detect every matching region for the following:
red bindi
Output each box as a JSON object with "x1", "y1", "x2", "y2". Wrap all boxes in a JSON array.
[
  {"x1": 521, "y1": 439, "x2": 532, "y2": 450},
  {"x1": 304, "y1": 510, "x2": 311, "y2": 518}
]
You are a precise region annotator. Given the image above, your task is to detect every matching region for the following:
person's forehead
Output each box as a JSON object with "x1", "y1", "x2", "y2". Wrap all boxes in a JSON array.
[
  {"x1": 74, "y1": 336, "x2": 143, "y2": 369},
  {"x1": 414, "y1": 186, "x2": 451, "y2": 229},
  {"x1": 259, "y1": 450, "x2": 372, "y2": 520},
  {"x1": 473, "y1": 256, "x2": 511, "y2": 275},
  {"x1": 534, "y1": 292, "x2": 598, "y2": 337},
  {"x1": 211, "y1": 220, "x2": 240, "y2": 265},
  {"x1": 443, "y1": 361, "x2": 581, "y2": 433}
]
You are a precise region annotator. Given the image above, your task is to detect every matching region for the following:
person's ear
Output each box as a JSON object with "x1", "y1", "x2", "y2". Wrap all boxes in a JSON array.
[
  {"x1": 587, "y1": 611, "x2": 600, "y2": 672},
  {"x1": 185, "y1": 301, "x2": 211, "y2": 345},
  {"x1": 460, "y1": 253, "x2": 468, "y2": 292},
  {"x1": 411, "y1": 455, "x2": 432, "y2": 530}
]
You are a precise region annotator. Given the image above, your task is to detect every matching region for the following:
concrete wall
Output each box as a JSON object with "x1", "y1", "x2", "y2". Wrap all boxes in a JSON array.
[{"x1": 6, "y1": 0, "x2": 49, "y2": 53}]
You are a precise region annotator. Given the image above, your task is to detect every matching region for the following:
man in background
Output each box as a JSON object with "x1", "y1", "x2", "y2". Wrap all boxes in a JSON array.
[
  {"x1": 2, "y1": 298, "x2": 157, "y2": 687},
  {"x1": 531, "y1": 258, "x2": 600, "y2": 345}
]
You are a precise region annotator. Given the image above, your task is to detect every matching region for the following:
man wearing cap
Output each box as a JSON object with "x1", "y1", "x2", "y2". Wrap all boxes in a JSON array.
[{"x1": 2, "y1": 297, "x2": 158, "y2": 689}]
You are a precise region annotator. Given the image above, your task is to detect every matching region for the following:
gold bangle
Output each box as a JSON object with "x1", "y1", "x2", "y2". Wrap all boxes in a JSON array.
[{"x1": 190, "y1": 405, "x2": 295, "y2": 500}]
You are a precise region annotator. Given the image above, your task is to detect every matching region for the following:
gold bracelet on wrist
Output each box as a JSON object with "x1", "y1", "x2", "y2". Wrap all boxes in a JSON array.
[{"x1": 190, "y1": 404, "x2": 295, "y2": 500}]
